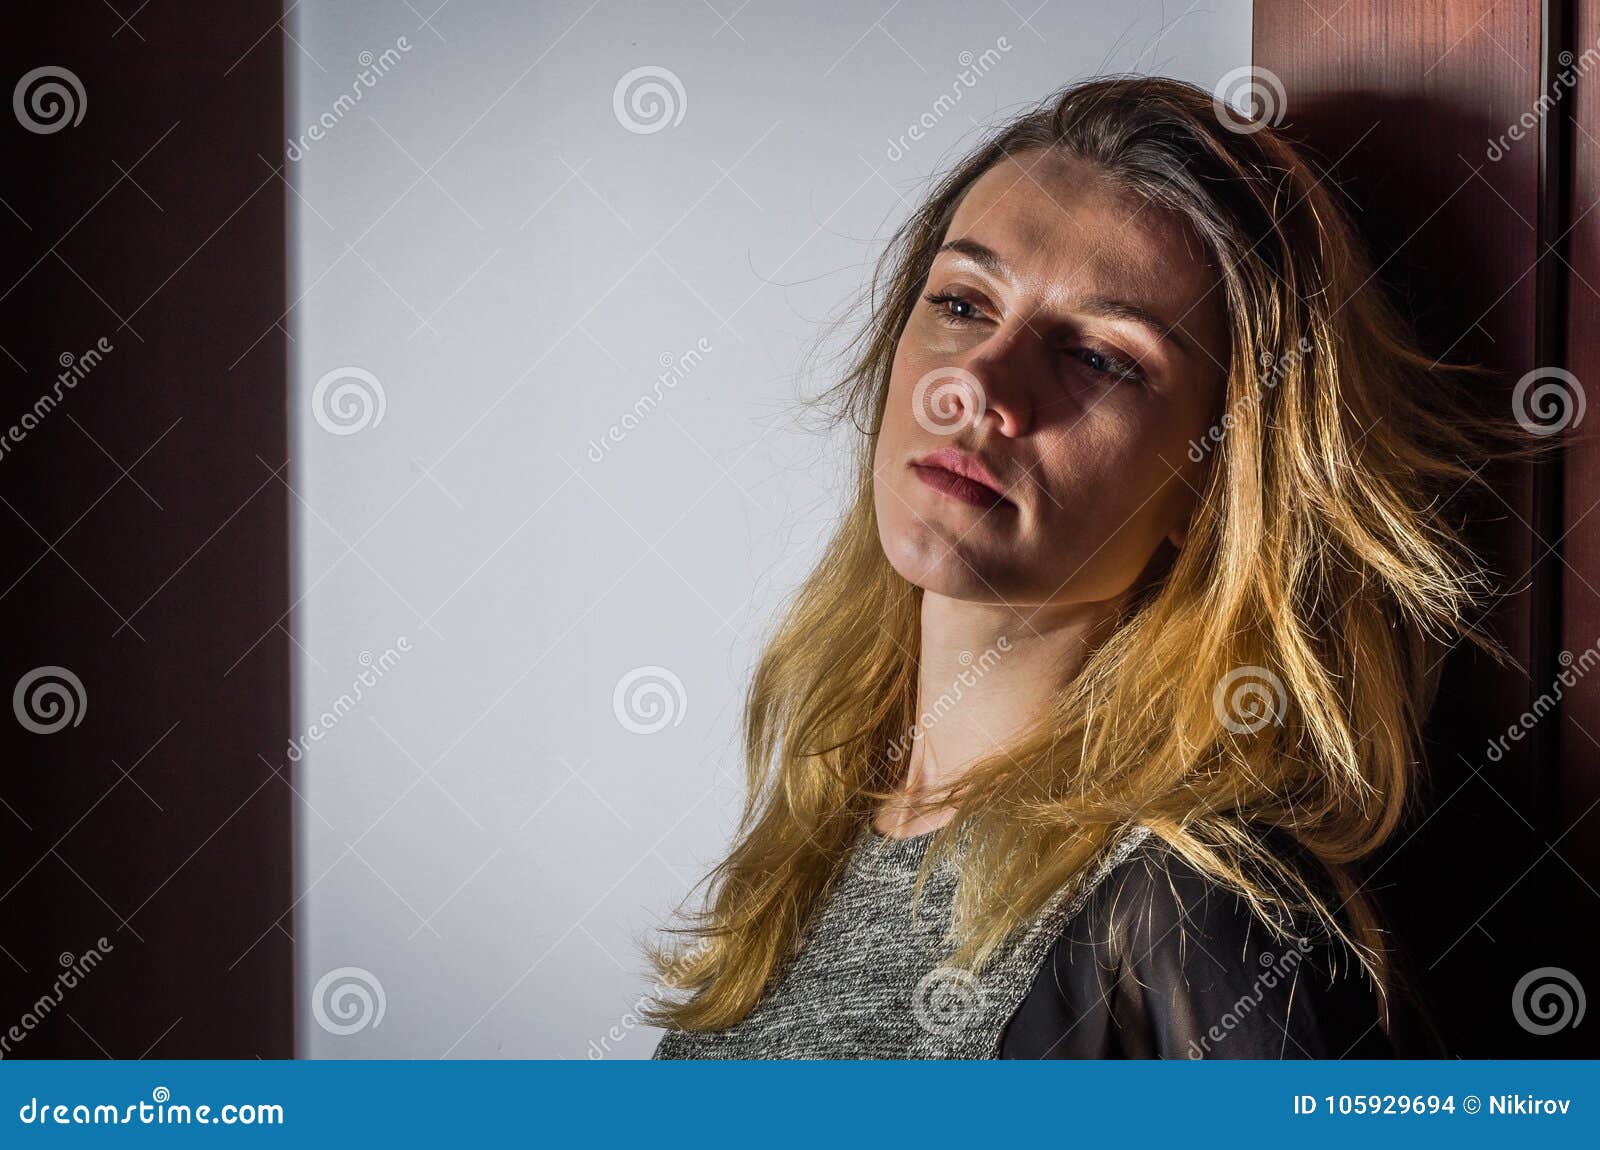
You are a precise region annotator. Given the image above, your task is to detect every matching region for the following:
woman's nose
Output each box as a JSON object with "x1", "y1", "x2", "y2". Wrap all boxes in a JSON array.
[{"x1": 955, "y1": 324, "x2": 1038, "y2": 438}]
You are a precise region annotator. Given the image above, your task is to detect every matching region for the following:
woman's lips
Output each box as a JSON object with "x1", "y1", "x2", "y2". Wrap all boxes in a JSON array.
[{"x1": 910, "y1": 462, "x2": 1014, "y2": 510}]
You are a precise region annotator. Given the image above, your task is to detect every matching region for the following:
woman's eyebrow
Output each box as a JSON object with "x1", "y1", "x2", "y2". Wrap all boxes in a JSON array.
[
  {"x1": 936, "y1": 237, "x2": 1013, "y2": 280},
  {"x1": 1071, "y1": 294, "x2": 1200, "y2": 358},
  {"x1": 935, "y1": 237, "x2": 1198, "y2": 358}
]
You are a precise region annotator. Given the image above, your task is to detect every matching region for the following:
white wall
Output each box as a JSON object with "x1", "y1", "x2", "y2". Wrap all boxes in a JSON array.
[{"x1": 288, "y1": 0, "x2": 1252, "y2": 1058}]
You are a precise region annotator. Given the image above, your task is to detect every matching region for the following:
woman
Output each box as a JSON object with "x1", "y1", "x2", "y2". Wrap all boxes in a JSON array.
[{"x1": 644, "y1": 74, "x2": 1547, "y2": 1059}]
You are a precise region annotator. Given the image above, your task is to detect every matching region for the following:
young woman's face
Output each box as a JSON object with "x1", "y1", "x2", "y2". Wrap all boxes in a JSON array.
[{"x1": 873, "y1": 149, "x2": 1230, "y2": 608}]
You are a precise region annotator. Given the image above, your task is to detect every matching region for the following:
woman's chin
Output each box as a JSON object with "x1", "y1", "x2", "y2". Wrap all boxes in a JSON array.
[{"x1": 878, "y1": 528, "x2": 1016, "y2": 601}]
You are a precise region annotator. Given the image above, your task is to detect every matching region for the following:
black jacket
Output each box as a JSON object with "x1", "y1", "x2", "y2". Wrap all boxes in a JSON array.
[{"x1": 999, "y1": 832, "x2": 1437, "y2": 1058}]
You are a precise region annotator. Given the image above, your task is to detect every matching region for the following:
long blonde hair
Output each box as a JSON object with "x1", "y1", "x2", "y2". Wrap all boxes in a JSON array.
[{"x1": 642, "y1": 74, "x2": 1560, "y2": 1033}]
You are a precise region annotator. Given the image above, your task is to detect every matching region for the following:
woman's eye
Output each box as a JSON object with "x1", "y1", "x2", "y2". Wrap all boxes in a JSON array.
[
  {"x1": 923, "y1": 291, "x2": 982, "y2": 324},
  {"x1": 920, "y1": 293, "x2": 1144, "y2": 383},
  {"x1": 1072, "y1": 347, "x2": 1145, "y2": 383}
]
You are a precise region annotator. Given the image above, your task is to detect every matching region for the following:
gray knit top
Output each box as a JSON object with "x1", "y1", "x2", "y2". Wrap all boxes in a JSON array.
[{"x1": 651, "y1": 818, "x2": 1154, "y2": 1059}]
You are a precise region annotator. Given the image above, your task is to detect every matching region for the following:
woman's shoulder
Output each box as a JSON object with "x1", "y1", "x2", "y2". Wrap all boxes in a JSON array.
[
  {"x1": 1073, "y1": 827, "x2": 1341, "y2": 958},
  {"x1": 1000, "y1": 826, "x2": 1399, "y2": 1059}
]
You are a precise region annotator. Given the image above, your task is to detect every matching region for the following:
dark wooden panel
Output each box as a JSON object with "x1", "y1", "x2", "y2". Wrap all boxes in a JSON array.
[
  {"x1": 1257, "y1": 0, "x2": 1593, "y2": 1057},
  {"x1": 1558, "y1": 0, "x2": 1600, "y2": 1053},
  {"x1": 1564, "y1": 0, "x2": 1600, "y2": 881},
  {"x1": 0, "y1": 4, "x2": 292, "y2": 1056}
]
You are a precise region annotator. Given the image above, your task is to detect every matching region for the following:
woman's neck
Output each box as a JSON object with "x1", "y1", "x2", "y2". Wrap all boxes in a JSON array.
[{"x1": 872, "y1": 590, "x2": 1121, "y2": 839}]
